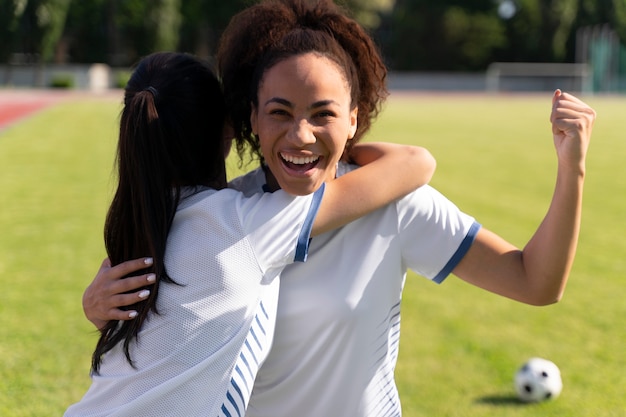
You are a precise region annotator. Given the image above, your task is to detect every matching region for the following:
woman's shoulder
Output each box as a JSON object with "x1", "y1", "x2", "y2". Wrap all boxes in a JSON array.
[{"x1": 228, "y1": 167, "x2": 266, "y2": 196}]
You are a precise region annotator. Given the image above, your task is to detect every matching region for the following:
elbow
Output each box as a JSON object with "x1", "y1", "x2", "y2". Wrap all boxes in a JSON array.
[
  {"x1": 520, "y1": 269, "x2": 569, "y2": 306},
  {"x1": 547, "y1": 289, "x2": 565, "y2": 305},
  {"x1": 551, "y1": 288, "x2": 566, "y2": 304},
  {"x1": 529, "y1": 296, "x2": 561, "y2": 307},
  {"x1": 408, "y1": 146, "x2": 436, "y2": 179},
  {"x1": 525, "y1": 287, "x2": 565, "y2": 307}
]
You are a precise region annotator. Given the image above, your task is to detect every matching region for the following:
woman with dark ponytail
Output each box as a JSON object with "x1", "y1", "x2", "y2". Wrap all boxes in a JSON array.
[
  {"x1": 65, "y1": 51, "x2": 435, "y2": 416},
  {"x1": 95, "y1": 52, "x2": 228, "y2": 374}
]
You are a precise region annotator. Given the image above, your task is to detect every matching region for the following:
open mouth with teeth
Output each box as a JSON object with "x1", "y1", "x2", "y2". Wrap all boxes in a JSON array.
[{"x1": 280, "y1": 153, "x2": 320, "y2": 173}]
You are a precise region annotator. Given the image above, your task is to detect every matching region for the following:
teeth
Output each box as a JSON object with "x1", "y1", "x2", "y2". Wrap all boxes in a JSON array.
[{"x1": 281, "y1": 153, "x2": 319, "y2": 165}]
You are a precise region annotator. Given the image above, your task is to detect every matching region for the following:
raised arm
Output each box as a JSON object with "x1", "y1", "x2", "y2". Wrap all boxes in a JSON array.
[
  {"x1": 311, "y1": 142, "x2": 435, "y2": 236},
  {"x1": 453, "y1": 90, "x2": 596, "y2": 305}
]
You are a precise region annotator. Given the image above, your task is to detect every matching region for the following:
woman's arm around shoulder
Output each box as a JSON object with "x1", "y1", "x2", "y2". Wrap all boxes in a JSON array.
[
  {"x1": 83, "y1": 143, "x2": 434, "y2": 326},
  {"x1": 312, "y1": 142, "x2": 436, "y2": 236}
]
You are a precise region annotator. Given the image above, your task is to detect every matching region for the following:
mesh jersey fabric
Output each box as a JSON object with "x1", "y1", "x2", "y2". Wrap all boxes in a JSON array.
[
  {"x1": 65, "y1": 185, "x2": 324, "y2": 417},
  {"x1": 230, "y1": 162, "x2": 481, "y2": 417}
]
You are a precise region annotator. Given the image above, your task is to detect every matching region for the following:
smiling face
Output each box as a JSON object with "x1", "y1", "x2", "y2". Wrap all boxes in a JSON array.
[{"x1": 250, "y1": 52, "x2": 358, "y2": 196}]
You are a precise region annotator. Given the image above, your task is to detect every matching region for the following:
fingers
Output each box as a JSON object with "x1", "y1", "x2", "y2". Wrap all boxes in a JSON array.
[
  {"x1": 548, "y1": 91, "x2": 596, "y2": 174},
  {"x1": 108, "y1": 270, "x2": 156, "y2": 296},
  {"x1": 109, "y1": 257, "x2": 154, "y2": 279},
  {"x1": 102, "y1": 307, "x2": 140, "y2": 322},
  {"x1": 550, "y1": 90, "x2": 596, "y2": 132},
  {"x1": 552, "y1": 90, "x2": 595, "y2": 115},
  {"x1": 83, "y1": 257, "x2": 156, "y2": 328},
  {"x1": 552, "y1": 88, "x2": 562, "y2": 106},
  {"x1": 85, "y1": 282, "x2": 152, "y2": 329}
]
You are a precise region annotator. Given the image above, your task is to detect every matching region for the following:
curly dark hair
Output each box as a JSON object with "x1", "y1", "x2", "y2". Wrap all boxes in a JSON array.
[{"x1": 217, "y1": 0, "x2": 388, "y2": 163}]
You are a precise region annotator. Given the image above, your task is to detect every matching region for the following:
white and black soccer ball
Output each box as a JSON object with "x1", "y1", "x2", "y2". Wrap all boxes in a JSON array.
[{"x1": 514, "y1": 357, "x2": 562, "y2": 402}]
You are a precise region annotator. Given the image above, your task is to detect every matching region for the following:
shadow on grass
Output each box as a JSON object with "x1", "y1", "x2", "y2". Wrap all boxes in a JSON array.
[{"x1": 475, "y1": 394, "x2": 529, "y2": 407}]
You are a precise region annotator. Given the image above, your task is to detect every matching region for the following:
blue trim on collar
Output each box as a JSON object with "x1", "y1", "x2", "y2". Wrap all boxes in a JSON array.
[{"x1": 294, "y1": 183, "x2": 325, "y2": 262}]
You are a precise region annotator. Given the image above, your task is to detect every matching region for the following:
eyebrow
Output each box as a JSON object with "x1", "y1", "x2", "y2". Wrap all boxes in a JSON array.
[{"x1": 264, "y1": 97, "x2": 339, "y2": 110}]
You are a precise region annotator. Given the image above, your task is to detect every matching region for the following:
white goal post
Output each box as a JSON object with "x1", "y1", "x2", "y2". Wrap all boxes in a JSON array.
[{"x1": 486, "y1": 62, "x2": 592, "y2": 93}]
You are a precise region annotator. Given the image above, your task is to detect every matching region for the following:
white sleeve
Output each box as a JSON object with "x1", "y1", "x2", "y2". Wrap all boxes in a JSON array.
[
  {"x1": 398, "y1": 185, "x2": 481, "y2": 283},
  {"x1": 237, "y1": 184, "x2": 325, "y2": 277}
]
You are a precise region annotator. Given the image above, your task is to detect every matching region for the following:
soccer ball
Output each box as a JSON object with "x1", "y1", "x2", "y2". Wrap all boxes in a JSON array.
[{"x1": 514, "y1": 357, "x2": 562, "y2": 402}]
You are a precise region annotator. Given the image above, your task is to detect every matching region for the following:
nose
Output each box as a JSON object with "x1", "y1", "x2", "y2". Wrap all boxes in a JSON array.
[{"x1": 286, "y1": 119, "x2": 316, "y2": 146}]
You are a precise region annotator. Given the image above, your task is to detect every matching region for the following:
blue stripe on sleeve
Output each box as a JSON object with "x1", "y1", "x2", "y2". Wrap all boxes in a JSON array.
[
  {"x1": 432, "y1": 221, "x2": 482, "y2": 284},
  {"x1": 294, "y1": 183, "x2": 325, "y2": 262}
]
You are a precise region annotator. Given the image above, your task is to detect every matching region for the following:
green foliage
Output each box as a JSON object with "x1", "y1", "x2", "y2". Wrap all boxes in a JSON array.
[
  {"x1": 49, "y1": 72, "x2": 74, "y2": 88},
  {"x1": 4, "y1": 0, "x2": 626, "y2": 70},
  {"x1": 151, "y1": 0, "x2": 183, "y2": 51},
  {"x1": 443, "y1": 7, "x2": 507, "y2": 67},
  {"x1": 1, "y1": 92, "x2": 625, "y2": 416},
  {"x1": 113, "y1": 70, "x2": 132, "y2": 89},
  {"x1": 38, "y1": 0, "x2": 72, "y2": 62},
  {"x1": 339, "y1": 0, "x2": 395, "y2": 28},
  {"x1": 62, "y1": 0, "x2": 109, "y2": 64},
  {"x1": 494, "y1": 0, "x2": 578, "y2": 62},
  {"x1": 0, "y1": 0, "x2": 26, "y2": 62},
  {"x1": 613, "y1": 0, "x2": 626, "y2": 43},
  {"x1": 177, "y1": 0, "x2": 251, "y2": 59},
  {"x1": 577, "y1": 0, "x2": 626, "y2": 44},
  {"x1": 379, "y1": 0, "x2": 586, "y2": 70},
  {"x1": 381, "y1": 0, "x2": 508, "y2": 70}
]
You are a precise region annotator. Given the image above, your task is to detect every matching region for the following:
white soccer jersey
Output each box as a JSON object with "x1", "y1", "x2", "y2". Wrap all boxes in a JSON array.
[
  {"x1": 230, "y1": 162, "x2": 481, "y2": 417},
  {"x1": 65, "y1": 185, "x2": 324, "y2": 417}
]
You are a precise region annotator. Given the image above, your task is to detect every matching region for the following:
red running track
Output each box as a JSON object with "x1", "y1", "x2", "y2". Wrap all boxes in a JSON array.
[
  {"x1": 0, "y1": 90, "x2": 122, "y2": 130},
  {"x1": 0, "y1": 91, "x2": 67, "y2": 130},
  {"x1": 0, "y1": 101, "x2": 55, "y2": 128}
]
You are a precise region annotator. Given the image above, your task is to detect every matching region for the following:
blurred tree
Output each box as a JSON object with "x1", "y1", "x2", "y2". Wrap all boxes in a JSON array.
[
  {"x1": 179, "y1": 0, "x2": 249, "y2": 61},
  {"x1": 379, "y1": 0, "x2": 507, "y2": 70},
  {"x1": 38, "y1": 0, "x2": 72, "y2": 62},
  {"x1": 70, "y1": 0, "x2": 183, "y2": 66},
  {"x1": 340, "y1": 0, "x2": 395, "y2": 29},
  {"x1": 4, "y1": 0, "x2": 71, "y2": 64},
  {"x1": 63, "y1": 0, "x2": 109, "y2": 63},
  {"x1": 114, "y1": 0, "x2": 167, "y2": 64},
  {"x1": 61, "y1": 0, "x2": 248, "y2": 66},
  {"x1": 4, "y1": 0, "x2": 72, "y2": 85},
  {"x1": 613, "y1": 0, "x2": 626, "y2": 43},
  {"x1": 575, "y1": 0, "x2": 626, "y2": 42},
  {"x1": 0, "y1": 0, "x2": 28, "y2": 63},
  {"x1": 494, "y1": 0, "x2": 578, "y2": 63},
  {"x1": 150, "y1": 0, "x2": 182, "y2": 51},
  {"x1": 5, "y1": 0, "x2": 626, "y2": 72},
  {"x1": 377, "y1": 0, "x2": 599, "y2": 70}
]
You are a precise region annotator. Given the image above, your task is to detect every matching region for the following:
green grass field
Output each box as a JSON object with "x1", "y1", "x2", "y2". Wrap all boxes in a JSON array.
[{"x1": 1, "y1": 91, "x2": 624, "y2": 416}]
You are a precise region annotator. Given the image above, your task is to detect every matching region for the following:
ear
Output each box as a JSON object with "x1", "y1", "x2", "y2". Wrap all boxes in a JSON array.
[
  {"x1": 250, "y1": 103, "x2": 258, "y2": 135},
  {"x1": 348, "y1": 106, "x2": 358, "y2": 139}
]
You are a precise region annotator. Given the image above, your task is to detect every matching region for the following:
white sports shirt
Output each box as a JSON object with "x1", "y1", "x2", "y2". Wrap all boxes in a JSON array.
[
  {"x1": 230, "y1": 162, "x2": 481, "y2": 417},
  {"x1": 65, "y1": 185, "x2": 324, "y2": 417}
]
